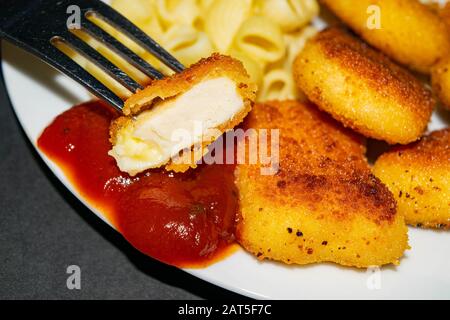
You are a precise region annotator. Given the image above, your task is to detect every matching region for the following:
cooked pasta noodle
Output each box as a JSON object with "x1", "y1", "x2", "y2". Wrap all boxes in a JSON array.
[
  {"x1": 198, "y1": 0, "x2": 215, "y2": 11},
  {"x1": 284, "y1": 26, "x2": 318, "y2": 68},
  {"x1": 139, "y1": 16, "x2": 165, "y2": 43},
  {"x1": 257, "y1": 0, "x2": 320, "y2": 32},
  {"x1": 100, "y1": 0, "x2": 320, "y2": 101},
  {"x1": 204, "y1": 0, "x2": 253, "y2": 53},
  {"x1": 228, "y1": 49, "x2": 264, "y2": 88},
  {"x1": 155, "y1": 0, "x2": 200, "y2": 27},
  {"x1": 260, "y1": 68, "x2": 296, "y2": 101},
  {"x1": 162, "y1": 24, "x2": 214, "y2": 66},
  {"x1": 234, "y1": 16, "x2": 286, "y2": 63},
  {"x1": 110, "y1": 0, "x2": 154, "y2": 24}
]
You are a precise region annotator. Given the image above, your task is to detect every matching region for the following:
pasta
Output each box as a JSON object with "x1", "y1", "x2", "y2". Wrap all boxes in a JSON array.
[
  {"x1": 284, "y1": 26, "x2": 318, "y2": 69},
  {"x1": 234, "y1": 16, "x2": 286, "y2": 63},
  {"x1": 162, "y1": 24, "x2": 214, "y2": 67},
  {"x1": 227, "y1": 48, "x2": 264, "y2": 88},
  {"x1": 259, "y1": 68, "x2": 297, "y2": 101},
  {"x1": 91, "y1": 0, "x2": 320, "y2": 101},
  {"x1": 204, "y1": 0, "x2": 253, "y2": 53},
  {"x1": 256, "y1": 0, "x2": 320, "y2": 32},
  {"x1": 111, "y1": 0, "x2": 154, "y2": 24},
  {"x1": 155, "y1": 0, "x2": 200, "y2": 27}
]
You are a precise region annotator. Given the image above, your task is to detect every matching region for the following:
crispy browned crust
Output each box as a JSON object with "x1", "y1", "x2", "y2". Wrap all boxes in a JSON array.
[
  {"x1": 236, "y1": 100, "x2": 408, "y2": 268},
  {"x1": 386, "y1": 129, "x2": 450, "y2": 169},
  {"x1": 439, "y1": 3, "x2": 450, "y2": 30},
  {"x1": 373, "y1": 129, "x2": 450, "y2": 229},
  {"x1": 294, "y1": 27, "x2": 435, "y2": 144},
  {"x1": 238, "y1": 100, "x2": 394, "y2": 223},
  {"x1": 110, "y1": 54, "x2": 257, "y2": 173},
  {"x1": 430, "y1": 3, "x2": 450, "y2": 111},
  {"x1": 432, "y1": 56, "x2": 450, "y2": 111}
]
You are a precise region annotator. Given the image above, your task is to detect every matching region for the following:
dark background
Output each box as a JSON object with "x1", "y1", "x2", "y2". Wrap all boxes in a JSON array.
[{"x1": 0, "y1": 52, "x2": 244, "y2": 300}]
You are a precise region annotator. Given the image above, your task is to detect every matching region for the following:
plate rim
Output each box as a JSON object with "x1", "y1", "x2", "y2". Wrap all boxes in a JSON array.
[
  {"x1": 2, "y1": 40, "x2": 450, "y2": 300},
  {"x1": 0, "y1": 42, "x2": 269, "y2": 300}
]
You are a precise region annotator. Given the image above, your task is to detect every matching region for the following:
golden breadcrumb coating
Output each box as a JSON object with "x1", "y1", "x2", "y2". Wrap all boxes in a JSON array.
[
  {"x1": 293, "y1": 27, "x2": 435, "y2": 145},
  {"x1": 428, "y1": 3, "x2": 450, "y2": 111},
  {"x1": 110, "y1": 54, "x2": 257, "y2": 173},
  {"x1": 321, "y1": 0, "x2": 450, "y2": 73},
  {"x1": 235, "y1": 100, "x2": 409, "y2": 268},
  {"x1": 432, "y1": 56, "x2": 450, "y2": 111},
  {"x1": 438, "y1": 2, "x2": 450, "y2": 30},
  {"x1": 429, "y1": 3, "x2": 450, "y2": 110},
  {"x1": 121, "y1": 53, "x2": 256, "y2": 116},
  {"x1": 373, "y1": 129, "x2": 450, "y2": 229}
]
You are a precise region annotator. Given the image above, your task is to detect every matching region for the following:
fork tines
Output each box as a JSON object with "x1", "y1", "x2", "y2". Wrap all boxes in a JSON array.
[{"x1": 0, "y1": 0, "x2": 185, "y2": 111}]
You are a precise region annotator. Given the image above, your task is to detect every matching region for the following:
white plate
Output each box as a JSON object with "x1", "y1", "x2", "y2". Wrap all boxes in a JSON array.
[{"x1": 2, "y1": 36, "x2": 450, "y2": 299}]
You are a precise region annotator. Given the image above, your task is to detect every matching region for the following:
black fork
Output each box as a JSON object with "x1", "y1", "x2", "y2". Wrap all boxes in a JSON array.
[{"x1": 0, "y1": 0, "x2": 185, "y2": 111}]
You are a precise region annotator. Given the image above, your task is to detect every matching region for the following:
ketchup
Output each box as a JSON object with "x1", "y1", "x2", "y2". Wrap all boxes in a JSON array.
[{"x1": 37, "y1": 100, "x2": 239, "y2": 268}]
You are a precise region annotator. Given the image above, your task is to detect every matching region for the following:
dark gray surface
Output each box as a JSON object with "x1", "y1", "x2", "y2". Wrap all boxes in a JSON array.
[{"x1": 0, "y1": 56, "x2": 244, "y2": 300}]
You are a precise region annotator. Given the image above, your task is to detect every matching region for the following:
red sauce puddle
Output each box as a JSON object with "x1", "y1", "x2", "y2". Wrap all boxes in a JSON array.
[{"x1": 37, "y1": 100, "x2": 239, "y2": 268}]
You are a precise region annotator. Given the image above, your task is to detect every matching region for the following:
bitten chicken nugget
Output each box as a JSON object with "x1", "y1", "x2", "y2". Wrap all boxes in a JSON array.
[
  {"x1": 321, "y1": 0, "x2": 450, "y2": 73},
  {"x1": 235, "y1": 100, "x2": 409, "y2": 268},
  {"x1": 293, "y1": 27, "x2": 435, "y2": 145},
  {"x1": 373, "y1": 129, "x2": 450, "y2": 229},
  {"x1": 109, "y1": 54, "x2": 256, "y2": 176}
]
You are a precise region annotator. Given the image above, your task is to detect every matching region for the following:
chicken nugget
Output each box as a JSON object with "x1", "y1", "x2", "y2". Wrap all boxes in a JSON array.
[
  {"x1": 373, "y1": 129, "x2": 450, "y2": 229},
  {"x1": 321, "y1": 0, "x2": 450, "y2": 73},
  {"x1": 109, "y1": 54, "x2": 257, "y2": 176},
  {"x1": 293, "y1": 27, "x2": 435, "y2": 145},
  {"x1": 235, "y1": 100, "x2": 409, "y2": 268}
]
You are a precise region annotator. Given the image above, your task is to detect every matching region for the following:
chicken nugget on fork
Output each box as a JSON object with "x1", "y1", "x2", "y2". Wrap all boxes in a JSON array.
[{"x1": 109, "y1": 54, "x2": 257, "y2": 176}]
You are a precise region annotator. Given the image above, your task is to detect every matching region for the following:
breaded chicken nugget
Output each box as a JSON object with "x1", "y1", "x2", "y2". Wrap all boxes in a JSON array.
[
  {"x1": 321, "y1": 0, "x2": 450, "y2": 73},
  {"x1": 373, "y1": 129, "x2": 450, "y2": 229},
  {"x1": 109, "y1": 54, "x2": 257, "y2": 175},
  {"x1": 293, "y1": 27, "x2": 435, "y2": 145},
  {"x1": 235, "y1": 100, "x2": 409, "y2": 268}
]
